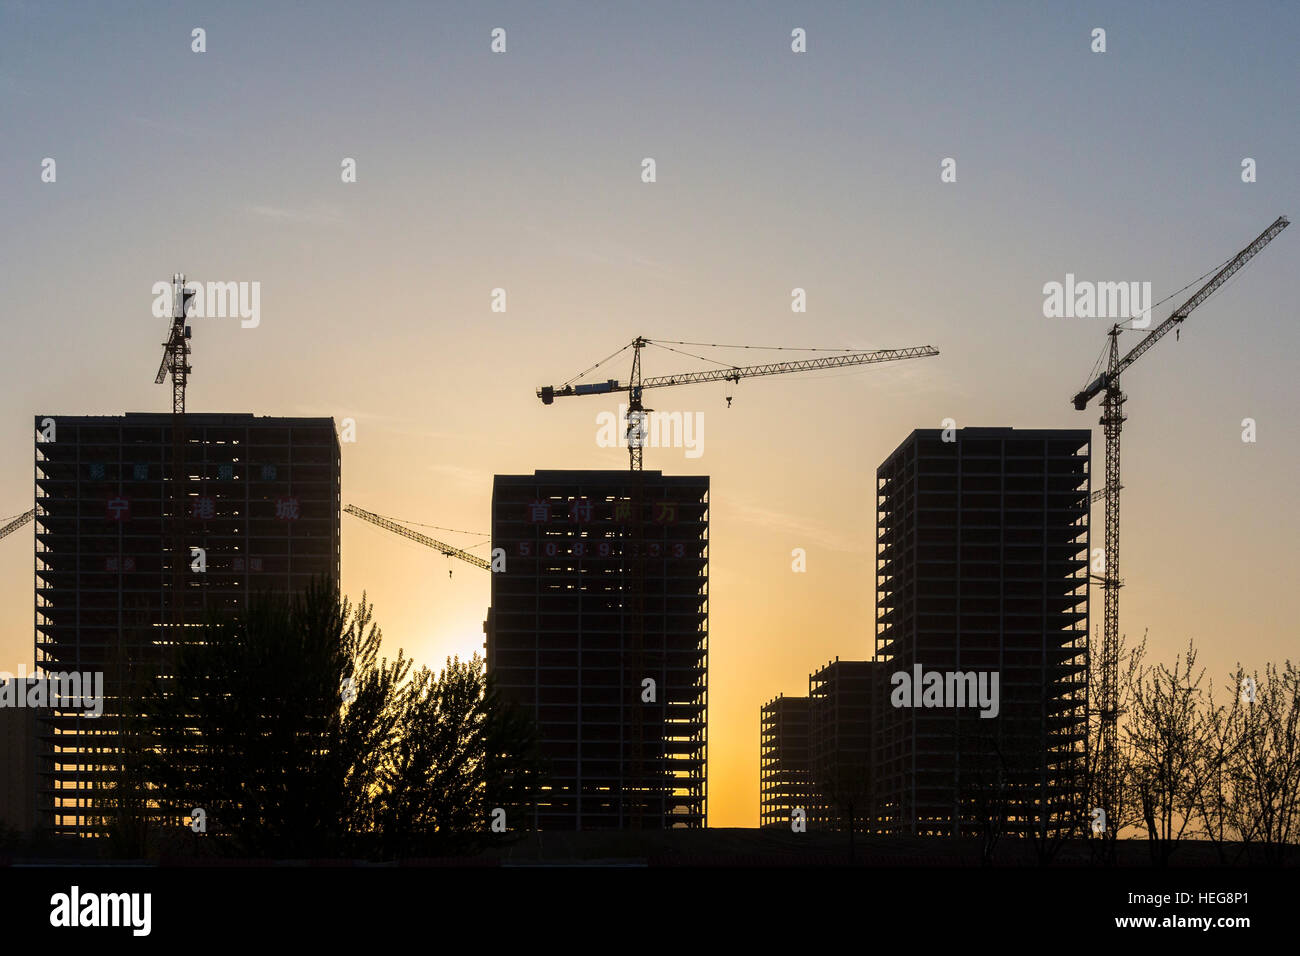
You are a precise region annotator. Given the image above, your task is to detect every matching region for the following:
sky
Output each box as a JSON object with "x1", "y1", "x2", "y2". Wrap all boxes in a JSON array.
[{"x1": 1, "y1": 0, "x2": 1297, "y2": 827}]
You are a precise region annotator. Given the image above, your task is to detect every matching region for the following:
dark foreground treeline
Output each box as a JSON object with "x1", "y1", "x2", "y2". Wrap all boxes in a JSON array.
[
  {"x1": 99, "y1": 581, "x2": 544, "y2": 861},
  {"x1": 805, "y1": 631, "x2": 1300, "y2": 868},
  {"x1": 1081, "y1": 633, "x2": 1300, "y2": 866}
]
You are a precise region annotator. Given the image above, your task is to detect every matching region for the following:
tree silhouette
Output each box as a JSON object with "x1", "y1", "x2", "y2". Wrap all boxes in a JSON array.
[
  {"x1": 1084, "y1": 628, "x2": 1145, "y2": 865},
  {"x1": 136, "y1": 580, "x2": 541, "y2": 859},
  {"x1": 1123, "y1": 639, "x2": 1208, "y2": 865},
  {"x1": 1230, "y1": 661, "x2": 1300, "y2": 865},
  {"x1": 373, "y1": 655, "x2": 542, "y2": 857}
]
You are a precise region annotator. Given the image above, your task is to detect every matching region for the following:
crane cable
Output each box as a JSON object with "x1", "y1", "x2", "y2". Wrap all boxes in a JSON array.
[
  {"x1": 646, "y1": 339, "x2": 861, "y2": 353},
  {"x1": 647, "y1": 341, "x2": 741, "y2": 370},
  {"x1": 562, "y1": 341, "x2": 636, "y2": 389},
  {"x1": 361, "y1": 511, "x2": 489, "y2": 539},
  {"x1": 1116, "y1": 251, "x2": 1237, "y2": 334},
  {"x1": 568, "y1": 337, "x2": 869, "y2": 386}
]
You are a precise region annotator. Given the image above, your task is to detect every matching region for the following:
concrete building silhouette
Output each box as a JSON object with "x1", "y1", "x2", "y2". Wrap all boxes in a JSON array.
[
  {"x1": 33, "y1": 413, "x2": 340, "y2": 838},
  {"x1": 760, "y1": 661, "x2": 879, "y2": 831},
  {"x1": 759, "y1": 693, "x2": 810, "y2": 829},
  {"x1": 872, "y1": 427, "x2": 1090, "y2": 836},
  {"x1": 0, "y1": 695, "x2": 37, "y2": 835},
  {"x1": 487, "y1": 470, "x2": 708, "y2": 829},
  {"x1": 808, "y1": 658, "x2": 877, "y2": 831}
]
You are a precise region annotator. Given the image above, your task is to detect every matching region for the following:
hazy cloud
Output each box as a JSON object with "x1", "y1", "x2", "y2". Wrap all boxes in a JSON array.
[
  {"x1": 726, "y1": 497, "x2": 865, "y2": 554},
  {"x1": 245, "y1": 203, "x2": 344, "y2": 225}
]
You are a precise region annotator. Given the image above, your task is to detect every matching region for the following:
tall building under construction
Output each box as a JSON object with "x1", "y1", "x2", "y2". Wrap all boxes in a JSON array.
[
  {"x1": 759, "y1": 694, "x2": 810, "y2": 829},
  {"x1": 33, "y1": 413, "x2": 341, "y2": 837},
  {"x1": 873, "y1": 427, "x2": 1090, "y2": 836},
  {"x1": 487, "y1": 470, "x2": 708, "y2": 829},
  {"x1": 807, "y1": 658, "x2": 877, "y2": 831},
  {"x1": 760, "y1": 660, "x2": 878, "y2": 831}
]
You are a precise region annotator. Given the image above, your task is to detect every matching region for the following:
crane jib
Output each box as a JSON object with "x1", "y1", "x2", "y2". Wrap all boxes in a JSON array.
[
  {"x1": 537, "y1": 343, "x2": 939, "y2": 409},
  {"x1": 1072, "y1": 215, "x2": 1288, "y2": 410}
]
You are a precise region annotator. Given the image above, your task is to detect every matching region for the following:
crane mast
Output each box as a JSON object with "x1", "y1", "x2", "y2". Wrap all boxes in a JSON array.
[
  {"x1": 1072, "y1": 215, "x2": 1288, "y2": 848},
  {"x1": 156, "y1": 274, "x2": 196, "y2": 643},
  {"x1": 155, "y1": 273, "x2": 193, "y2": 414}
]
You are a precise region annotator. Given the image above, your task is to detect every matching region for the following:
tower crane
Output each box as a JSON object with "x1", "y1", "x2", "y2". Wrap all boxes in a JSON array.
[
  {"x1": 538, "y1": 335, "x2": 939, "y2": 827},
  {"x1": 156, "y1": 274, "x2": 197, "y2": 638},
  {"x1": 539, "y1": 337, "x2": 940, "y2": 470},
  {"x1": 0, "y1": 509, "x2": 35, "y2": 542},
  {"x1": 1071, "y1": 214, "x2": 1289, "y2": 832},
  {"x1": 345, "y1": 504, "x2": 490, "y2": 575},
  {"x1": 155, "y1": 273, "x2": 195, "y2": 414}
]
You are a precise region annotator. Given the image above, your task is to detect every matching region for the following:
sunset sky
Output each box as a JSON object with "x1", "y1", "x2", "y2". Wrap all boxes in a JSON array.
[{"x1": 2, "y1": 1, "x2": 1296, "y2": 827}]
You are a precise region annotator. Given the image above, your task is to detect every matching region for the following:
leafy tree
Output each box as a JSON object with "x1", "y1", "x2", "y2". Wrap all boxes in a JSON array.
[
  {"x1": 138, "y1": 580, "x2": 396, "y2": 855},
  {"x1": 374, "y1": 655, "x2": 542, "y2": 858},
  {"x1": 136, "y1": 580, "x2": 540, "y2": 859}
]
